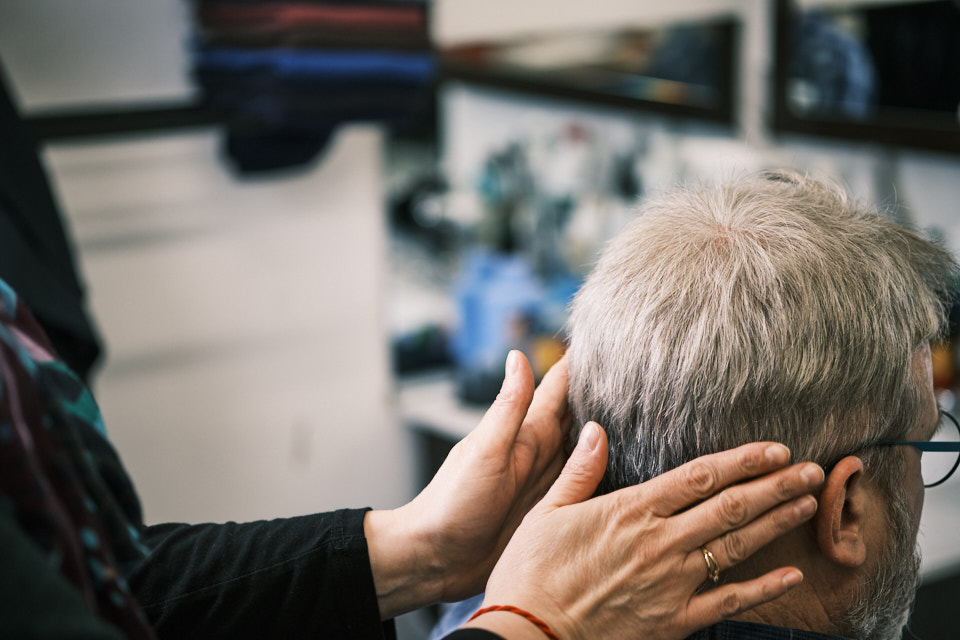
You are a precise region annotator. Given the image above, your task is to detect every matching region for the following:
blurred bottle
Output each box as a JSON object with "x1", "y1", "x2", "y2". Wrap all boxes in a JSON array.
[
  {"x1": 932, "y1": 338, "x2": 954, "y2": 390},
  {"x1": 933, "y1": 299, "x2": 960, "y2": 391},
  {"x1": 451, "y1": 250, "x2": 544, "y2": 404}
]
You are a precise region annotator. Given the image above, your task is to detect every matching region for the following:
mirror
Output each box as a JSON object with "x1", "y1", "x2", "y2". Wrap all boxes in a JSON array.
[
  {"x1": 440, "y1": 19, "x2": 738, "y2": 124},
  {"x1": 773, "y1": 0, "x2": 960, "y2": 153}
]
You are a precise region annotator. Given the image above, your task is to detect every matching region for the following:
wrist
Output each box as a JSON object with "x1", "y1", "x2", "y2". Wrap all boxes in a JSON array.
[
  {"x1": 483, "y1": 575, "x2": 582, "y2": 640},
  {"x1": 363, "y1": 507, "x2": 444, "y2": 619},
  {"x1": 467, "y1": 606, "x2": 561, "y2": 640},
  {"x1": 463, "y1": 610, "x2": 556, "y2": 640}
]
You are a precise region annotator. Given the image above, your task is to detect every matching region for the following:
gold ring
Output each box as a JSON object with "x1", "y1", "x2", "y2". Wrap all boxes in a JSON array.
[{"x1": 701, "y1": 545, "x2": 721, "y2": 584}]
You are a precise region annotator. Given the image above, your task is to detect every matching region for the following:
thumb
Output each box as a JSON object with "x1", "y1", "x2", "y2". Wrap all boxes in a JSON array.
[
  {"x1": 472, "y1": 350, "x2": 536, "y2": 449},
  {"x1": 542, "y1": 422, "x2": 609, "y2": 508}
]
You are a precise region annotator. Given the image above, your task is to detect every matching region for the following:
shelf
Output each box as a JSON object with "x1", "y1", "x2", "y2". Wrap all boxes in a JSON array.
[{"x1": 397, "y1": 373, "x2": 487, "y2": 442}]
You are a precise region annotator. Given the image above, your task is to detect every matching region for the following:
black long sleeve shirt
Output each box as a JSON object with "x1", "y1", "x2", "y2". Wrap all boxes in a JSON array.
[{"x1": 129, "y1": 509, "x2": 394, "y2": 640}]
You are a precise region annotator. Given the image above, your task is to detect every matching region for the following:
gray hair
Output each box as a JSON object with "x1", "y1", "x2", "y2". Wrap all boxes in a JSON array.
[{"x1": 567, "y1": 170, "x2": 957, "y2": 495}]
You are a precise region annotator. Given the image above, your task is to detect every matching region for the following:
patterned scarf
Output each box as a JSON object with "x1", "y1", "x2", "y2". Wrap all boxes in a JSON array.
[{"x1": 0, "y1": 278, "x2": 156, "y2": 639}]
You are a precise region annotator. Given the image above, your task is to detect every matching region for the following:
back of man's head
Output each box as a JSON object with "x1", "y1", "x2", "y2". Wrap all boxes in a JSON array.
[
  {"x1": 567, "y1": 169, "x2": 957, "y2": 639},
  {"x1": 566, "y1": 170, "x2": 960, "y2": 638}
]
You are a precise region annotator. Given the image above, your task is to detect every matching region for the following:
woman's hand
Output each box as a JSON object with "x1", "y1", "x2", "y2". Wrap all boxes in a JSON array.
[
  {"x1": 467, "y1": 426, "x2": 824, "y2": 640},
  {"x1": 366, "y1": 351, "x2": 571, "y2": 618}
]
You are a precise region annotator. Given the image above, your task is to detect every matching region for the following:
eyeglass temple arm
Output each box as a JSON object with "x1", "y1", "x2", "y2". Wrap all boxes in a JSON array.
[{"x1": 891, "y1": 441, "x2": 960, "y2": 452}]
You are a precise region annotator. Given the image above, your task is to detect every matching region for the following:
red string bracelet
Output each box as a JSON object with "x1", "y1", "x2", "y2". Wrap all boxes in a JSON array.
[{"x1": 467, "y1": 605, "x2": 560, "y2": 640}]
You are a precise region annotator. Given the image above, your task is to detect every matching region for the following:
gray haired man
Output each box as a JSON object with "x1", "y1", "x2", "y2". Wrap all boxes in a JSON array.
[{"x1": 567, "y1": 170, "x2": 958, "y2": 640}]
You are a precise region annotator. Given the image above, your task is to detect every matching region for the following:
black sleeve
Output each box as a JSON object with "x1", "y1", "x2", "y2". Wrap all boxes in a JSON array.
[
  {"x1": 0, "y1": 507, "x2": 125, "y2": 640},
  {"x1": 444, "y1": 631, "x2": 506, "y2": 639},
  {"x1": 128, "y1": 508, "x2": 395, "y2": 640}
]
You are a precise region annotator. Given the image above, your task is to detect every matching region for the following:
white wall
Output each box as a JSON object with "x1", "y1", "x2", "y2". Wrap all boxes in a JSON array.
[
  {"x1": 0, "y1": 1, "x2": 193, "y2": 109},
  {"x1": 43, "y1": 128, "x2": 412, "y2": 525}
]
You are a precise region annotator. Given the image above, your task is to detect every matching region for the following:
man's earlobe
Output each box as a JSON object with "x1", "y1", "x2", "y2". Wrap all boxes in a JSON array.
[{"x1": 814, "y1": 456, "x2": 867, "y2": 568}]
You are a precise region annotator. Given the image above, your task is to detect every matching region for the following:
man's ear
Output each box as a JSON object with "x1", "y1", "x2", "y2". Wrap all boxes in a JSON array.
[{"x1": 814, "y1": 456, "x2": 867, "y2": 568}]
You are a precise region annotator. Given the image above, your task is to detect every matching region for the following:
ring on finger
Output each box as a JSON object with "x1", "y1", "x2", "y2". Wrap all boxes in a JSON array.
[{"x1": 701, "y1": 545, "x2": 721, "y2": 584}]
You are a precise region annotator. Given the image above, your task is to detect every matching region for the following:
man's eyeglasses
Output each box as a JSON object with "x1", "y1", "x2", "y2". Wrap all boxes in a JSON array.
[{"x1": 842, "y1": 410, "x2": 960, "y2": 488}]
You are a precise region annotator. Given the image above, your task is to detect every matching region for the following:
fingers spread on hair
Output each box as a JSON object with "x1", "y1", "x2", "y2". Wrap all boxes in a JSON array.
[
  {"x1": 670, "y1": 462, "x2": 822, "y2": 549},
  {"x1": 702, "y1": 495, "x2": 818, "y2": 572},
  {"x1": 645, "y1": 443, "x2": 792, "y2": 517}
]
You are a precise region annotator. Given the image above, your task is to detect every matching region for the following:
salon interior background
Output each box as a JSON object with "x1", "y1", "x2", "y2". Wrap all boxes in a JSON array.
[{"x1": 1, "y1": 2, "x2": 959, "y2": 637}]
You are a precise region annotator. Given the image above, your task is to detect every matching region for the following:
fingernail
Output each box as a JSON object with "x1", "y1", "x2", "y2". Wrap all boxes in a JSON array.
[
  {"x1": 783, "y1": 570, "x2": 803, "y2": 589},
  {"x1": 505, "y1": 350, "x2": 520, "y2": 378},
  {"x1": 765, "y1": 444, "x2": 790, "y2": 465},
  {"x1": 801, "y1": 464, "x2": 824, "y2": 488},
  {"x1": 794, "y1": 495, "x2": 817, "y2": 519},
  {"x1": 577, "y1": 422, "x2": 600, "y2": 451}
]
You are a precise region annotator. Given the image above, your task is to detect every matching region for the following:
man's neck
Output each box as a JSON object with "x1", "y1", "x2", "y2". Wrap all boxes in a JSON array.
[
  {"x1": 727, "y1": 534, "x2": 860, "y2": 638},
  {"x1": 733, "y1": 585, "x2": 844, "y2": 637}
]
